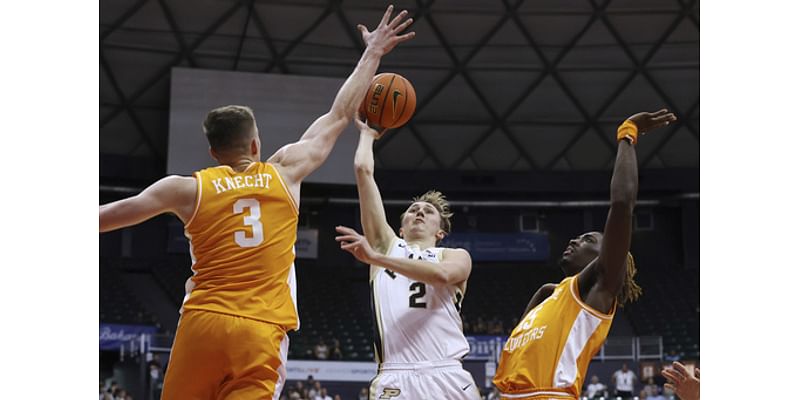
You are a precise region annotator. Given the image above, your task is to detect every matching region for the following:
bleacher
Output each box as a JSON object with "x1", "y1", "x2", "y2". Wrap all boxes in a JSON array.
[
  {"x1": 626, "y1": 264, "x2": 700, "y2": 359},
  {"x1": 289, "y1": 263, "x2": 375, "y2": 360},
  {"x1": 100, "y1": 253, "x2": 699, "y2": 361},
  {"x1": 99, "y1": 258, "x2": 160, "y2": 327}
]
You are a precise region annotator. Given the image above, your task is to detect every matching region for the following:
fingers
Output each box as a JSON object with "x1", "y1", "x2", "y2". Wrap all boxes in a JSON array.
[
  {"x1": 394, "y1": 31, "x2": 416, "y2": 43},
  {"x1": 664, "y1": 383, "x2": 676, "y2": 392},
  {"x1": 694, "y1": 368, "x2": 700, "y2": 379},
  {"x1": 672, "y1": 361, "x2": 691, "y2": 379},
  {"x1": 662, "y1": 369, "x2": 682, "y2": 383},
  {"x1": 392, "y1": 17, "x2": 413, "y2": 33},
  {"x1": 379, "y1": 4, "x2": 394, "y2": 27},
  {"x1": 340, "y1": 241, "x2": 361, "y2": 251},
  {"x1": 334, "y1": 235, "x2": 360, "y2": 243},
  {"x1": 357, "y1": 24, "x2": 368, "y2": 36},
  {"x1": 388, "y1": 10, "x2": 409, "y2": 29},
  {"x1": 354, "y1": 112, "x2": 370, "y2": 129},
  {"x1": 654, "y1": 112, "x2": 677, "y2": 121},
  {"x1": 335, "y1": 225, "x2": 358, "y2": 235}
]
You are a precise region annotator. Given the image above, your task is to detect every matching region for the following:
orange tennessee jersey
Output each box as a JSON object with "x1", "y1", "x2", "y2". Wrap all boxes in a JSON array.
[
  {"x1": 493, "y1": 276, "x2": 615, "y2": 399},
  {"x1": 182, "y1": 162, "x2": 300, "y2": 330}
]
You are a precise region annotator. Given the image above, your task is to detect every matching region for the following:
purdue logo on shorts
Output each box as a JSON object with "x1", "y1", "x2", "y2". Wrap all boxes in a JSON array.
[{"x1": 378, "y1": 388, "x2": 401, "y2": 399}]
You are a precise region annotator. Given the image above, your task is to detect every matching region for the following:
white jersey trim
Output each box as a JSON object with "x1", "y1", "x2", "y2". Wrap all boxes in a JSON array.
[
  {"x1": 183, "y1": 172, "x2": 203, "y2": 229},
  {"x1": 568, "y1": 277, "x2": 614, "y2": 320},
  {"x1": 552, "y1": 309, "x2": 602, "y2": 388}
]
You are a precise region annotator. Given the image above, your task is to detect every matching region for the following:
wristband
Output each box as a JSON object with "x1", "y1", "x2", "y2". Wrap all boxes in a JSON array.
[{"x1": 617, "y1": 119, "x2": 638, "y2": 145}]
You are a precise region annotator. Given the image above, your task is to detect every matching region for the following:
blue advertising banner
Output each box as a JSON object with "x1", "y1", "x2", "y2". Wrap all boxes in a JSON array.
[
  {"x1": 441, "y1": 233, "x2": 549, "y2": 262},
  {"x1": 100, "y1": 323, "x2": 157, "y2": 350},
  {"x1": 465, "y1": 335, "x2": 508, "y2": 360}
]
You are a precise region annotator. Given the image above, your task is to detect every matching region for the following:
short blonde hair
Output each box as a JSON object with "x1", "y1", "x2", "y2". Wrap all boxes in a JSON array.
[{"x1": 402, "y1": 190, "x2": 454, "y2": 235}]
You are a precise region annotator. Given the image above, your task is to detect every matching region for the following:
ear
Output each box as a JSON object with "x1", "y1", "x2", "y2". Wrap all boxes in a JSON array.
[
  {"x1": 398, "y1": 228, "x2": 404, "y2": 238},
  {"x1": 435, "y1": 230, "x2": 446, "y2": 242},
  {"x1": 208, "y1": 147, "x2": 220, "y2": 162},
  {"x1": 250, "y1": 137, "x2": 259, "y2": 156}
]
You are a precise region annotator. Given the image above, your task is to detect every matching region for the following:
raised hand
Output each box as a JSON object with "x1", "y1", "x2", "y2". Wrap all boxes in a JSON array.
[
  {"x1": 358, "y1": 5, "x2": 416, "y2": 56},
  {"x1": 628, "y1": 109, "x2": 677, "y2": 134},
  {"x1": 354, "y1": 111, "x2": 387, "y2": 139},
  {"x1": 335, "y1": 225, "x2": 380, "y2": 265},
  {"x1": 662, "y1": 361, "x2": 700, "y2": 400}
]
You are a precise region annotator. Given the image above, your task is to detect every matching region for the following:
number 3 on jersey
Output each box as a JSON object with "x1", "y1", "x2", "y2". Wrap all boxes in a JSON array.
[{"x1": 233, "y1": 198, "x2": 263, "y2": 247}]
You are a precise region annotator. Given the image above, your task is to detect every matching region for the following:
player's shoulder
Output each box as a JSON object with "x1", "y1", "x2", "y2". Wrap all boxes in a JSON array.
[
  {"x1": 441, "y1": 247, "x2": 470, "y2": 258},
  {"x1": 157, "y1": 174, "x2": 197, "y2": 190}
]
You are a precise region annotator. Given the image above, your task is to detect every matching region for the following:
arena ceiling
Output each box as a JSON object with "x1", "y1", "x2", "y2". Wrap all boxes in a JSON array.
[{"x1": 100, "y1": 0, "x2": 699, "y2": 175}]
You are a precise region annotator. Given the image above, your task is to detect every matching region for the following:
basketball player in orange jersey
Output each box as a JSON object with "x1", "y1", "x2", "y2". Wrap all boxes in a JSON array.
[
  {"x1": 98, "y1": 6, "x2": 414, "y2": 399},
  {"x1": 334, "y1": 116, "x2": 480, "y2": 399},
  {"x1": 492, "y1": 109, "x2": 677, "y2": 400}
]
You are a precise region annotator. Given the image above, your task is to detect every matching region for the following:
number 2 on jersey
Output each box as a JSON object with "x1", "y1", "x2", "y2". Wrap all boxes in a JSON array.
[
  {"x1": 409, "y1": 282, "x2": 427, "y2": 308},
  {"x1": 233, "y1": 198, "x2": 263, "y2": 247}
]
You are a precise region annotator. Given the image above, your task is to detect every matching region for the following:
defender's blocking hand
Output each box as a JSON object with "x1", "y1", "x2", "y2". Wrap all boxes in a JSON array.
[{"x1": 358, "y1": 5, "x2": 416, "y2": 56}]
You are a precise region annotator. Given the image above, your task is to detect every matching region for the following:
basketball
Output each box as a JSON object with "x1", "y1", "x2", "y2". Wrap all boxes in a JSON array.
[{"x1": 360, "y1": 72, "x2": 417, "y2": 129}]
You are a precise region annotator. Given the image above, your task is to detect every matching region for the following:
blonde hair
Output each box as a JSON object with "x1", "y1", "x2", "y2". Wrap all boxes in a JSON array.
[
  {"x1": 618, "y1": 253, "x2": 643, "y2": 306},
  {"x1": 402, "y1": 190, "x2": 454, "y2": 235}
]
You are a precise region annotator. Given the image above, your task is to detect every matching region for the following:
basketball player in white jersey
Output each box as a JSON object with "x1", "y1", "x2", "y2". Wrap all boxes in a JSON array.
[{"x1": 334, "y1": 116, "x2": 480, "y2": 400}]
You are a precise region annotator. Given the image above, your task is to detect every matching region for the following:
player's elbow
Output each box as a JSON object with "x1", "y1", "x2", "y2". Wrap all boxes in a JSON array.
[
  {"x1": 354, "y1": 161, "x2": 374, "y2": 176},
  {"x1": 328, "y1": 102, "x2": 355, "y2": 122},
  {"x1": 434, "y1": 267, "x2": 466, "y2": 286},
  {"x1": 430, "y1": 269, "x2": 451, "y2": 285},
  {"x1": 610, "y1": 184, "x2": 636, "y2": 210}
]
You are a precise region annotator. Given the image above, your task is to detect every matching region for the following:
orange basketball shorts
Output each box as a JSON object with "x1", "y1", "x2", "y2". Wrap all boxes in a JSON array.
[{"x1": 162, "y1": 309, "x2": 289, "y2": 400}]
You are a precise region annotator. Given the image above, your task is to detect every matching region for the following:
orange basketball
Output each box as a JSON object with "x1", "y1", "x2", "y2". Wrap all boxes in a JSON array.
[{"x1": 360, "y1": 73, "x2": 416, "y2": 129}]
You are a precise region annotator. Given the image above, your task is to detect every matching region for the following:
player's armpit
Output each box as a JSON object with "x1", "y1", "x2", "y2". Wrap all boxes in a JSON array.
[
  {"x1": 522, "y1": 283, "x2": 557, "y2": 317},
  {"x1": 267, "y1": 112, "x2": 349, "y2": 185}
]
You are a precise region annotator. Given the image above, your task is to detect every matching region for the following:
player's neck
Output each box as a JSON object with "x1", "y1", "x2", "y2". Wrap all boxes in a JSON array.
[
  {"x1": 222, "y1": 156, "x2": 257, "y2": 172},
  {"x1": 403, "y1": 236, "x2": 437, "y2": 249}
]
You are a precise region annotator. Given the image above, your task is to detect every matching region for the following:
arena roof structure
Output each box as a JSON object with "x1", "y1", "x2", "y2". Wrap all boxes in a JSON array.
[{"x1": 100, "y1": 0, "x2": 699, "y2": 177}]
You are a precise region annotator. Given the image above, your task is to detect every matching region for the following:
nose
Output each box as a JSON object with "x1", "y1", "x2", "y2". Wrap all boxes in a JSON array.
[
  {"x1": 416, "y1": 210, "x2": 424, "y2": 217},
  {"x1": 569, "y1": 238, "x2": 579, "y2": 247}
]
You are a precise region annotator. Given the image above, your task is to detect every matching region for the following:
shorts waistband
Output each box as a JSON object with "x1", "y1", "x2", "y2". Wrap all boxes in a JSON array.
[
  {"x1": 500, "y1": 389, "x2": 575, "y2": 399},
  {"x1": 379, "y1": 359, "x2": 462, "y2": 372}
]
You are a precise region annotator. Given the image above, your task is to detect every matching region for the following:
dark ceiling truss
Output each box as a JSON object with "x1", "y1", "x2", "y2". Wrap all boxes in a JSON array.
[
  {"x1": 100, "y1": 0, "x2": 698, "y2": 172},
  {"x1": 101, "y1": 1, "x2": 242, "y2": 132},
  {"x1": 101, "y1": 52, "x2": 165, "y2": 163},
  {"x1": 449, "y1": 0, "x2": 618, "y2": 170},
  {"x1": 233, "y1": 0, "x2": 256, "y2": 70},
  {"x1": 101, "y1": 0, "x2": 148, "y2": 42},
  {"x1": 541, "y1": 0, "x2": 699, "y2": 169},
  {"x1": 248, "y1": 0, "x2": 289, "y2": 73},
  {"x1": 156, "y1": 0, "x2": 198, "y2": 67},
  {"x1": 595, "y1": 0, "x2": 699, "y2": 140},
  {"x1": 375, "y1": 0, "x2": 529, "y2": 165}
]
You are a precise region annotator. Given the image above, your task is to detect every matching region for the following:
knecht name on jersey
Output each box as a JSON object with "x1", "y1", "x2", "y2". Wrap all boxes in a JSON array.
[{"x1": 211, "y1": 173, "x2": 273, "y2": 194}]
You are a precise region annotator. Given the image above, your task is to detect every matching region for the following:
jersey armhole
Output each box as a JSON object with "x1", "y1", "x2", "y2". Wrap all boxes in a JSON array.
[
  {"x1": 569, "y1": 276, "x2": 616, "y2": 320},
  {"x1": 369, "y1": 237, "x2": 399, "y2": 282},
  {"x1": 183, "y1": 172, "x2": 203, "y2": 229},
  {"x1": 268, "y1": 162, "x2": 299, "y2": 215}
]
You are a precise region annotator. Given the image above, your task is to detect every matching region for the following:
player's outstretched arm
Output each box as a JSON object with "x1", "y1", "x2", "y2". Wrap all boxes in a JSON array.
[
  {"x1": 99, "y1": 176, "x2": 197, "y2": 232},
  {"x1": 335, "y1": 226, "x2": 471, "y2": 286},
  {"x1": 353, "y1": 115, "x2": 396, "y2": 253},
  {"x1": 582, "y1": 110, "x2": 676, "y2": 311},
  {"x1": 268, "y1": 5, "x2": 415, "y2": 186}
]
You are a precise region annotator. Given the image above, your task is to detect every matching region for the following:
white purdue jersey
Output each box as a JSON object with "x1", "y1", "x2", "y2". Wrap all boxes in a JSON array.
[{"x1": 370, "y1": 237, "x2": 470, "y2": 364}]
